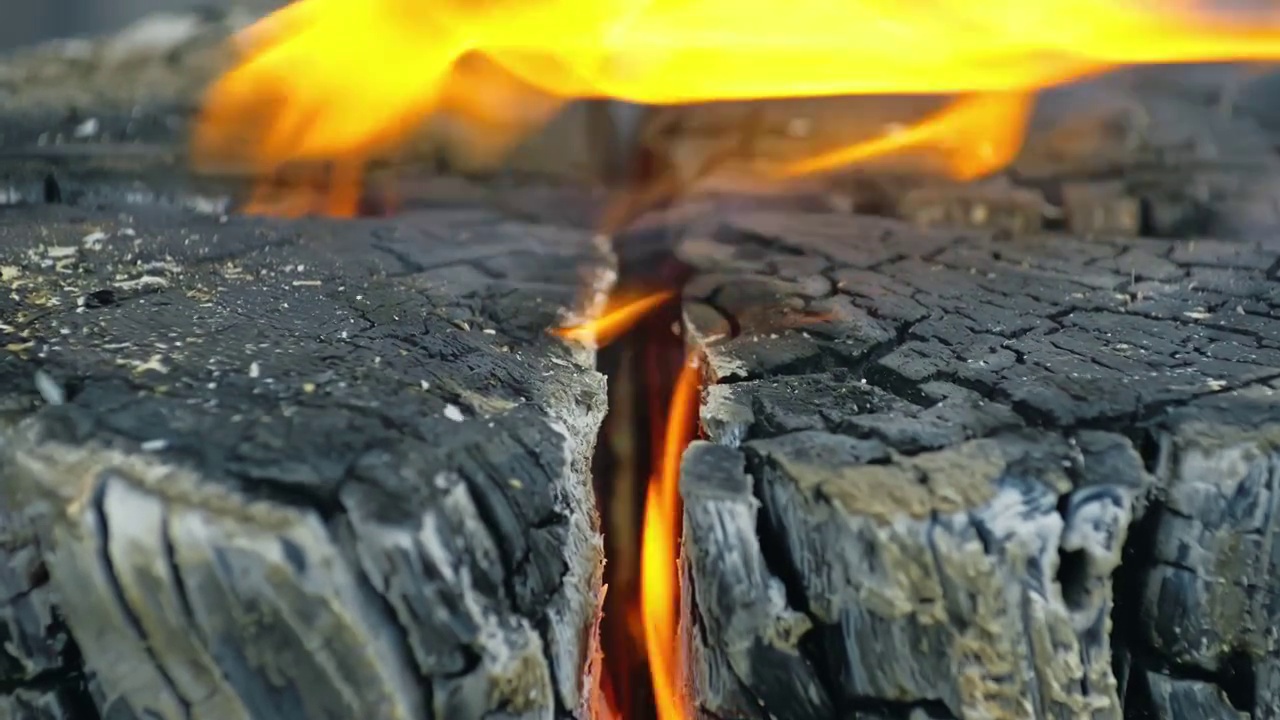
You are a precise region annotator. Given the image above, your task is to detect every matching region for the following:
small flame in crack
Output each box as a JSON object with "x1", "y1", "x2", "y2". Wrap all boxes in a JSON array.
[
  {"x1": 557, "y1": 287, "x2": 699, "y2": 720},
  {"x1": 641, "y1": 355, "x2": 701, "y2": 720},
  {"x1": 555, "y1": 291, "x2": 678, "y2": 348}
]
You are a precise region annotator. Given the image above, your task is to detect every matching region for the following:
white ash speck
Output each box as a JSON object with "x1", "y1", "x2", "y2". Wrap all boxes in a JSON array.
[
  {"x1": 248, "y1": 361, "x2": 261, "y2": 379},
  {"x1": 420, "y1": 380, "x2": 431, "y2": 391},
  {"x1": 33, "y1": 371, "x2": 65, "y2": 405},
  {"x1": 116, "y1": 275, "x2": 169, "y2": 292},
  {"x1": 81, "y1": 230, "x2": 108, "y2": 248},
  {"x1": 183, "y1": 195, "x2": 231, "y2": 215},
  {"x1": 140, "y1": 439, "x2": 169, "y2": 452},
  {"x1": 482, "y1": 328, "x2": 497, "y2": 335},
  {"x1": 140, "y1": 260, "x2": 181, "y2": 274},
  {"x1": 443, "y1": 404, "x2": 465, "y2": 422},
  {"x1": 72, "y1": 118, "x2": 100, "y2": 139}
]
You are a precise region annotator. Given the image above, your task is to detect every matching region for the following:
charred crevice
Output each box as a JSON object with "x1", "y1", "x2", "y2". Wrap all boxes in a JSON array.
[
  {"x1": 42, "y1": 174, "x2": 61, "y2": 204},
  {"x1": 90, "y1": 477, "x2": 191, "y2": 718},
  {"x1": 842, "y1": 696, "x2": 959, "y2": 720},
  {"x1": 697, "y1": 293, "x2": 744, "y2": 340},
  {"x1": 743, "y1": 453, "x2": 812, "y2": 618},
  {"x1": 741, "y1": 447, "x2": 846, "y2": 715},
  {"x1": 1122, "y1": 653, "x2": 1258, "y2": 719},
  {"x1": 1111, "y1": 493, "x2": 1163, "y2": 720},
  {"x1": 1054, "y1": 492, "x2": 1093, "y2": 613},
  {"x1": 1111, "y1": 490, "x2": 1260, "y2": 718},
  {"x1": 591, "y1": 223, "x2": 693, "y2": 720},
  {"x1": 1136, "y1": 428, "x2": 1166, "y2": 477},
  {"x1": 0, "y1": 607, "x2": 96, "y2": 709},
  {"x1": 1217, "y1": 651, "x2": 1258, "y2": 715}
]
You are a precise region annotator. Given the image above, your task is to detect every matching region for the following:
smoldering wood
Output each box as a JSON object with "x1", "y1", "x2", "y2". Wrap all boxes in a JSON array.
[
  {"x1": 0, "y1": 192, "x2": 616, "y2": 720},
  {"x1": 667, "y1": 208, "x2": 1280, "y2": 720}
]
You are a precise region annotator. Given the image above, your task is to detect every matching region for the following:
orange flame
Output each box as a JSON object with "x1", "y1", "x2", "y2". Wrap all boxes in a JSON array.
[
  {"x1": 554, "y1": 291, "x2": 678, "y2": 348},
  {"x1": 192, "y1": 0, "x2": 1280, "y2": 216},
  {"x1": 641, "y1": 355, "x2": 700, "y2": 720}
]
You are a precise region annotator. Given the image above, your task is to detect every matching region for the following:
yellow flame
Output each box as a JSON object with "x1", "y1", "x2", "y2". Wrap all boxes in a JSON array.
[{"x1": 193, "y1": 0, "x2": 1280, "y2": 217}]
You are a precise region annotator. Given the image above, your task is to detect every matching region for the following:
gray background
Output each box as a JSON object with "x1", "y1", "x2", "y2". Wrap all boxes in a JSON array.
[{"x1": 2, "y1": 1, "x2": 256, "y2": 52}]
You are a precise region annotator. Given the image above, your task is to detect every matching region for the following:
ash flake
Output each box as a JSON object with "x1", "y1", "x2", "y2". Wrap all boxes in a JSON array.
[
  {"x1": 443, "y1": 404, "x2": 465, "y2": 422},
  {"x1": 140, "y1": 439, "x2": 170, "y2": 453},
  {"x1": 34, "y1": 370, "x2": 65, "y2": 405},
  {"x1": 81, "y1": 230, "x2": 109, "y2": 248}
]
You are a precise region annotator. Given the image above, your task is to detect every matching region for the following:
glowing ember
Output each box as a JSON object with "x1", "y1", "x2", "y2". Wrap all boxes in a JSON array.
[
  {"x1": 193, "y1": 0, "x2": 1280, "y2": 216},
  {"x1": 555, "y1": 291, "x2": 678, "y2": 348}
]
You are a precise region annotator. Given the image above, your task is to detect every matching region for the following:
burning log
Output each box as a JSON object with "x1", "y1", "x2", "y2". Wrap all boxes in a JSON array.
[
  {"x1": 0, "y1": 196, "x2": 617, "y2": 718},
  {"x1": 668, "y1": 210, "x2": 1280, "y2": 719},
  {"x1": 7, "y1": 6, "x2": 1280, "y2": 720}
]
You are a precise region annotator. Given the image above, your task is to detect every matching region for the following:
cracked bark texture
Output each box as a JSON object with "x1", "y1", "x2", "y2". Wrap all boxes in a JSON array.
[
  {"x1": 670, "y1": 210, "x2": 1280, "y2": 720},
  {"x1": 0, "y1": 197, "x2": 615, "y2": 720}
]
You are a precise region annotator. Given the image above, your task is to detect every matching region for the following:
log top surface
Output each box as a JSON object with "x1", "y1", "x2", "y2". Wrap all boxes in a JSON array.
[{"x1": 1, "y1": 198, "x2": 611, "y2": 487}]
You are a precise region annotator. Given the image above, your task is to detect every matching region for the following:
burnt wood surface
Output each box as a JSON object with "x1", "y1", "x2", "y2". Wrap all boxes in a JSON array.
[
  {"x1": 669, "y1": 209, "x2": 1280, "y2": 720},
  {"x1": 0, "y1": 195, "x2": 616, "y2": 720}
]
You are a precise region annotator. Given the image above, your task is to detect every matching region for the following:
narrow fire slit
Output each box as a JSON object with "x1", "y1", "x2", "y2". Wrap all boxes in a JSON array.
[{"x1": 572, "y1": 251, "x2": 701, "y2": 720}]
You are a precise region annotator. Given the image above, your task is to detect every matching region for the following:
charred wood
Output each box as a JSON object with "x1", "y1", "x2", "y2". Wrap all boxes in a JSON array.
[
  {"x1": 0, "y1": 200, "x2": 615, "y2": 719},
  {"x1": 673, "y1": 210, "x2": 1280, "y2": 720}
]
